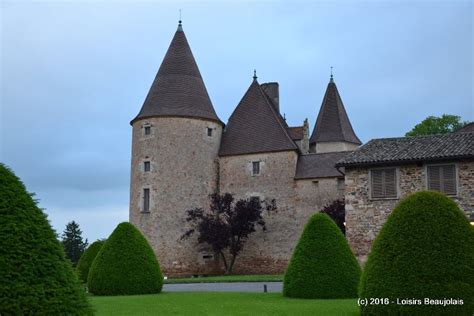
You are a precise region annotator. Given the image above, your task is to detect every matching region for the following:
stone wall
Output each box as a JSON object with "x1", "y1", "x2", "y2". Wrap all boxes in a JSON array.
[
  {"x1": 311, "y1": 141, "x2": 359, "y2": 153},
  {"x1": 345, "y1": 161, "x2": 474, "y2": 264},
  {"x1": 218, "y1": 151, "x2": 298, "y2": 274},
  {"x1": 218, "y1": 151, "x2": 343, "y2": 274},
  {"x1": 129, "y1": 117, "x2": 222, "y2": 276}
]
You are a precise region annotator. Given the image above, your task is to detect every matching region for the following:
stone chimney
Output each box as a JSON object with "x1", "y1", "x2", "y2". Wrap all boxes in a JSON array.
[{"x1": 260, "y1": 82, "x2": 279, "y2": 113}]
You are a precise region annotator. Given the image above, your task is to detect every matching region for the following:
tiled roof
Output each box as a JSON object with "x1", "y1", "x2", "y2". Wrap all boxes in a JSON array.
[
  {"x1": 455, "y1": 122, "x2": 474, "y2": 133},
  {"x1": 219, "y1": 79, "x2": 298, "y2": 156},
  {"x1": 336, "y1": 132, "x2": 474, "y2": 167},
  {"x1": 294, "y1": 152, "x2": 350, "y2": 179},
  {"x1": 309, "y1": 79, "x2": 361, "y2": 145},
  {"x1": 131, "y1": 24, "x2": 221, "y2": 125},
  {"x1": 288, "y1": 127, "x2": 304, "y2": 140}
]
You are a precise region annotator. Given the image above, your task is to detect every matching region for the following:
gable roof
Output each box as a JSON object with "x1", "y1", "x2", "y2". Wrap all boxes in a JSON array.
[
  {"x1": 288, "y1": 126, "x2": 304, "y2": 140},
  {"x1": 219, "y1": 79, "x2": 298, "y2": 156},
  {"x1": 309, "y1": 79, "x2": 361, "y2": 145},
  {"x1": 131, "y1": 23, "x2": 221, "y2": 125},
  {"x1": 336, "y1": 132, "x2": 474, "y2": 167},
  {"x1": 295, "y1": 152, "x2": 350, "y2": 179}
]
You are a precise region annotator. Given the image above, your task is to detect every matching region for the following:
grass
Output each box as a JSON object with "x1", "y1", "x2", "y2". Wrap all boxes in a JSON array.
[
  {"x1": 90, "y1": 292, "x2": 358, "y2": 316},
  {"x1": 164, "y1": 274, "x2": 283, "y2": 284}
]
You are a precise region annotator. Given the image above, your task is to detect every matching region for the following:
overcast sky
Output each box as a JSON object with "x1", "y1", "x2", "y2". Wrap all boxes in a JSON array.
[{"x1": 1, "y1": 0, "x2": 472, "y2": 242}]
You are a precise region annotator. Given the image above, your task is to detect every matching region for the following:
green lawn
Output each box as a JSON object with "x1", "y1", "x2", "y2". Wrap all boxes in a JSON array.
[
  {"x1": 164, "y1": 274, "x2": 283, "y2": 284},
  {"x1": 90, "y1": 292, "x2": 358, "y2": 316}
]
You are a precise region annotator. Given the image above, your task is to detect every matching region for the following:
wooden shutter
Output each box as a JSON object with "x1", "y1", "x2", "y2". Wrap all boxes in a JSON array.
[
  {"x1": 384, "y1": 168, "x2": 397, "y2": 198},
  {"x1": 442, "y1": 165, "x2": 456, "y2": 195},
  {"x1": 427, "y1": 166, "x2": 441, "y2": 191},
  {"x1": 371, "y1": 170, "x2": 384, "y2": 198},
  {"x1": 371, "y1": 168, "x2": 397, "y2": 198}
]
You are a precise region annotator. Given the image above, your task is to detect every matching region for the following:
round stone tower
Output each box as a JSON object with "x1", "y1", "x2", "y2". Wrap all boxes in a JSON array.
[{"x1": 129, "y1": 21, "x2": 223, "y2": 276}]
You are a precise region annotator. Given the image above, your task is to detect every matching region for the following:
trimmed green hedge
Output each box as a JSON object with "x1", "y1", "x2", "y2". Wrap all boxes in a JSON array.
[
  {"x1": 88, "y1": 222, "x2": 163, "y2": 295},
  {"x1": 0, "y1": 164, "x2": 92, "y2": 315},
  {"x1": 360, "y1": 191, "x2": 474, "y2": 315},
  {"x1": 77, "y1": 240, "x2": 105, "y2": 283},
  {"x1": 283, "y1": 213, "x2": 361, "y2": 298}
]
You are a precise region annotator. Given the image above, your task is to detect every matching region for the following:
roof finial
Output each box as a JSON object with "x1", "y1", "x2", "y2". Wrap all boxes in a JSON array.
[
  {"x1": 330, "y1": 66, "x2": 334, "y2": 83},
  {"x1": 253, "y1": 69, "x2": 257, "y2": 81},
  {"x1": 177, "y1": 9, "x2": 183, "y2": 31}
]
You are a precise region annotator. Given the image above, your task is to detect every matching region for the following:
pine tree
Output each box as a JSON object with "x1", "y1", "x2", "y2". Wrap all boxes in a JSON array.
[{"x1": 61, "y1": 221, "x2": 88, "y2": 266}]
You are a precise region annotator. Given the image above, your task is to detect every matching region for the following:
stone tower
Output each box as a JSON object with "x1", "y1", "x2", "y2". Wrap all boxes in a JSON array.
[
  {"x1": 309, "y1": 76, "x2": 361, "y2": 153},
  {"x1": 129, "y1": 21, "x2": 223, "y2": 276}
]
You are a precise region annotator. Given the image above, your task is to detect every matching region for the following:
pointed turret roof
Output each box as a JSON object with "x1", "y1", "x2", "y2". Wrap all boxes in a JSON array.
[
  {"x1": 219, "y1": 79, "x2": 298, "y2": 156},
  {"x1": 309, "y1": 78, "x2": 361, "y2": 145},
  {"x1": 131, "y1": 22, "x2": 221, "y2": 125}
]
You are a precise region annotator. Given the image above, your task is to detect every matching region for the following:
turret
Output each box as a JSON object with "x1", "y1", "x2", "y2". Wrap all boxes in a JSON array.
[
  {"x1": 129, "y1": 21, "x2": 223, "y2": 276},
  {"x1": 309, "y1": 76, "x2": 361, "y2": 153}
]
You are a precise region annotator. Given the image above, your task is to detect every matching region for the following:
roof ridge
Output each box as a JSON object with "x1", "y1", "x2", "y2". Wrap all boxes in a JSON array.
[{"x1": 372, "y1": 131, "x2": 474, "y2": 141}]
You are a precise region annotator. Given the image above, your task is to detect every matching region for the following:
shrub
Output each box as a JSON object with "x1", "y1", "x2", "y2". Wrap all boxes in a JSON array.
[
  {"x1": 283, "y1": 213, "x2": 361, "y2": 298},
  {"x1": 0, "y1": 164, "x2": 92, "y2": 315},
  {"x1": 88, "y1": 222, "x2": 163, "y2": 295},
  {"x1": 77, "y1": 240, "x2": 105, "y2": 283},
  {"x1": 359, "y1": 191, "x2": 474, "y2": 315}
]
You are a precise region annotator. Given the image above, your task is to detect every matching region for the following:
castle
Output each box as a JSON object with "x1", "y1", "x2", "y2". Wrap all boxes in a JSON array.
[{"x1": 129, "y1": 21, "x2": 362, "y2": 276}]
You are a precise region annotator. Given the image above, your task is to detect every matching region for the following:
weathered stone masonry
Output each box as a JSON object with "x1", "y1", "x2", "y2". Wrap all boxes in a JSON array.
[{"x1": 345, "y1": 161, "x2": 474, "y2": 263}]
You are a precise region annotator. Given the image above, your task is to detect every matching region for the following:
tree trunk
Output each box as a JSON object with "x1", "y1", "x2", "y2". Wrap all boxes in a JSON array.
[{"x1": 219, "y1": 251, "x2": 228, "y2": 273}]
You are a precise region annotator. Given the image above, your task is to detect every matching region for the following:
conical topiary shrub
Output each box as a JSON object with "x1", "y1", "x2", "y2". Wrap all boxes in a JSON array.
[
  {"x1": 88, "y1": 222, "x2": 163, "y2": 295},
  {"x1": 0, "y1": 164, "x2": 92, "y2": 315},
  {"x1": 77, "y1": 240, "x2": 105, "y2": 283},
  {"x1": 360, "y1": 191, "x2": 474, "y2": 315},
  {"x1": 283, "y1": 213, "x2": 361, "y2": 298}
]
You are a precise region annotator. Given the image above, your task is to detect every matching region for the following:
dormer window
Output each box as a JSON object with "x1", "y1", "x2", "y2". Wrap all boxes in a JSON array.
[
  {"x1": 144, "y1": 125, "x2": 151, "y2": 136},
  {"x1": 252, "y1": 161, "x2": 260, "y2": 176},
  {"x1": 207, "y1": 128, "x2": 213, "y2": 137}
]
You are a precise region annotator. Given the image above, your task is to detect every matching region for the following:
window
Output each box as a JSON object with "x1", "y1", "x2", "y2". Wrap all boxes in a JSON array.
[
  {"x1": 144, "y1": 161, "x2": 151, "y2": 172},
  {"x1": 427, "y1": 164, "x2": 457, "y2": 195},
  {"x1": 250, "y1": 196, "x2": 260, "y2": 204},
  {"x1": 143, "y1": 188, "x2": 150, "y2": 212},
  {"x1": 337, "y1": 178, "x2": 345, "y2": 190},
  {"x1": 370, "y1": 168, "x2": 397, "y2": 199},
  {"x1": 252, "y1": 161, "x2": 260, "y2": 175},
  {"x1": 207, "y1": 128, "x2": 213, "y2": 137},
  {"x1": 144, "y1": 126, "x2": 151, "y2": 136},
  {"x1": 312, "y1": 180, "x2": 319, "y2": 188}
]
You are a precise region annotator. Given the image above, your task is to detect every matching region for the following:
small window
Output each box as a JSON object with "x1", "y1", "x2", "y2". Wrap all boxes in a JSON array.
[
  {"x1": 207, "y1": 128, "x2": 213, "y2": 137},
  {"x1": 252, "y1": 161, "x2": 260, "y2": 175},
  {"x1": 337, "y1": 178, "x2": 345, "y2": 190},
  {"x1": 312, "y1": 180, "x2": 319, "y2": 188},
  {"x1": 144, "y1": 161, "x2": 151, "y2": 172},
  {"x1": 144, "y1": 126, "x2": 151, "y2": 135},
  {"x1": 427, "y1": 164, "x2": 457, "y2": 195},
  {"x1": 143, "y1": 188, "x2": 150, "y2": 212},
  {"x1": 371, "y1": 168, "x2": 397, "y2": 199},
  {"x1": 250, "y1": 196, "x2": 260, "y2": 204}
]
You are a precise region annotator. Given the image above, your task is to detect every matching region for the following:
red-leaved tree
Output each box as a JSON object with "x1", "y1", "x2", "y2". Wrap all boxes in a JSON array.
[{"x1": 182, "y1": 193, "x2": 276, "y2": 274}]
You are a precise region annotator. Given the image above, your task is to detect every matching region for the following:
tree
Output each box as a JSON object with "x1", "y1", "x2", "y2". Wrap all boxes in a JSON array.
[
  {"x1": 61, "y1": 220, "x2": 88, "y2": 266},
  {"x1": 283, "y1": 213, "x2": 360, "y2": 299},
  {"x1": 320, "y1": 199, "x2": 346, "y2": 235},
  {"x1": 0, "y1": 164, "x2": 92, "y2": 315},
  {"x1": 359, "y1": 191, "x2": 474, "y2": 315},
  {"x1": 405, "y1": 114, "x2": 468, "y2": 136},
  {"x1": 88, "y1": 222, "x2": 163, "y2": 295},
  {"x1": 76, "y1": 239, "x2": 106, "y2": 283},
  {"x1": 182, "y1": 193, "x2": 276, "y2": 274}
]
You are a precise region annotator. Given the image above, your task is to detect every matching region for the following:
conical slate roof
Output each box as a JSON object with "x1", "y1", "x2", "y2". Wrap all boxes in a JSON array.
[
  {"x1": 131, "y1": 23, "x2": 221, "y2": 125},
  {"x1": 310, "y1": 79, "x2": 361, "y2": 145},
  {"x1": 219, "y1": 79, "x2": 297, "y2": 156}
]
